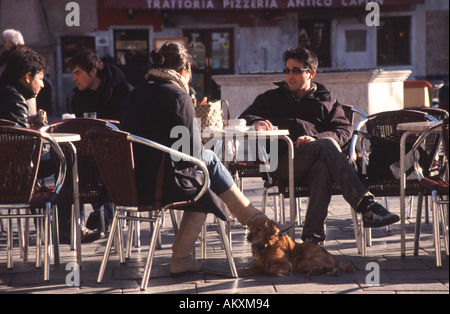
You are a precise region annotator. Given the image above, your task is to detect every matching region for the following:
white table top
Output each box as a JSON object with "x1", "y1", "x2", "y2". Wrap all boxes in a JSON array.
[
  {"x1": 201, "y1": 127, "x2": 289, "y2": 137},
  {"x1": 48, "y1": 133, "x2": 81, "y2": 143}
]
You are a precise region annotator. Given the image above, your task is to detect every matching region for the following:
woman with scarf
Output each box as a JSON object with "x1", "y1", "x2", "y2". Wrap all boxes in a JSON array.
[{"x1": 121, "y1": 42, "x2": 264, "y2": 275}]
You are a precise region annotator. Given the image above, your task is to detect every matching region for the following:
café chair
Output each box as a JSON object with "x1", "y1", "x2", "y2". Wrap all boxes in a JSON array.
[
  {"x1": 41, "y1": 118, "x2": 119, "y2": 245},
  {"x1": 349, "y1": 109, "x2": 440, "y2": 255},
  {"x1": 0, "y1": 126, "x2": 66, "y2": 281},
  {"x1": 412, "y1": 117, "x2": 449, "y2": 267},
  {"x1": 0, "y1": 119, "x2": 19, "y2": 126},
  {"x1": 403, "y1": 107, "x2": 449, "y2": 219},
  {"x1": 86, "y1": 128, "x2": 237, "y2": 291}
]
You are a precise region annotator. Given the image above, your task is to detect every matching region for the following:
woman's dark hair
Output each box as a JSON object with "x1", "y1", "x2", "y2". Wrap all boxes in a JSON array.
[
  {"x1": 69, "y1": 49, "x2": 104, "y2": 74},
  {"x1": 0, "y1": 47, "x2": 47, "y2": 84},
  {"x1": 149, "y1": 42, "x2": 192, "y2": 72},
  {"x1": 283, "y1": 46, "x2": 319, "y2": 72}
]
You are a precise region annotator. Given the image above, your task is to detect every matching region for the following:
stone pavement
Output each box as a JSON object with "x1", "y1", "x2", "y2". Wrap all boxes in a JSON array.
[{"x1": 0, "y1": 178, "x2": 448, "y2": 295}]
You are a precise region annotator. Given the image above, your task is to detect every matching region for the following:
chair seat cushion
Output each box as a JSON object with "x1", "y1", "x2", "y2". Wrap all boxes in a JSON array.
[{"x1": 419, "y1": 177, "x2": 449, "y2": 194}]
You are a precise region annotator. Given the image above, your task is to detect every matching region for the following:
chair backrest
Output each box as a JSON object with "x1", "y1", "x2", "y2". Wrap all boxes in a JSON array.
[
  {"x1": 404, "y1": 106, "x2": 449, "y2": 121},
  {"x1": 404, "y1": 107, "x2": 449, "y2": 161},
  {"x1": 366, "y1": 110, "x2": 431, "y2": 143},
  {"x1": 86, "y1": 128, "x2": 139, "y2": 208},
  {"x1": 0, "y1": 119, "x2": 18, "y2": 127},
  {"x1": 43, "y1": 118, "x2": 117, "y2": 204},
  {"x1": 0, "y1": 127, "x2": 43, "y2": 204}
]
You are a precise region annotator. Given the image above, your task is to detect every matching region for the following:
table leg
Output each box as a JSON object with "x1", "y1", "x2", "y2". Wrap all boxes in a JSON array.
[
  {"x1": 281, "y1": 135, "x2": 296, "y2": 240},
  {"x1": 69, "y1": 142, "x2": 82, "y2": 266},
  {"x1": 400, "y1": 131, "x2": 413, "y2": 258}
]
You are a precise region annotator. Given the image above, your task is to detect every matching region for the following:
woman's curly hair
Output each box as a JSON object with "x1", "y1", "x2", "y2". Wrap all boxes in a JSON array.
[{"x1": 0, "y1": 47, "x2": 47, "y2": 84}]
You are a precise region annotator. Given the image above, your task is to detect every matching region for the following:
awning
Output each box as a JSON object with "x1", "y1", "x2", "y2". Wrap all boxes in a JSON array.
[{"x1": 104, "y1": 0, "x2": 425, "y2": 10}]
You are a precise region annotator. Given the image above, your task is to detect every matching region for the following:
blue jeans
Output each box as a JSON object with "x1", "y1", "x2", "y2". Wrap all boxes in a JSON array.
[{"x1": 202, "y1": 149, "x2": 234, "y2": 195}]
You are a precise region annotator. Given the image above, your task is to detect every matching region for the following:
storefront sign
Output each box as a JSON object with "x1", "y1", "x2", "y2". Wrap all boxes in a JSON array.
[{"x1": 105, "y1": 0, "x2": 424, "y2": 10}]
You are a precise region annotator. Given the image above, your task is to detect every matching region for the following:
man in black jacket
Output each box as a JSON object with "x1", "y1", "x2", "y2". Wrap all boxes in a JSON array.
[
  {"x1": 70, "y1": 50, "x2": 133, "y2": 121},
  {"x1": 240, "y1": 46, "x2": 399, "y2": 244},
  {"x1": 0, "y1": 47, "x2": 46, "y2": 127},
  {"x1": 68, "y1": 50, "x2": 134, "y2": 234}
]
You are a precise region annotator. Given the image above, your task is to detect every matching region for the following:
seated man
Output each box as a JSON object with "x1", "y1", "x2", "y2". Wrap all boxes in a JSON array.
[
  {"x1": 239, "y1": 46, "x2": 399, "y2": 244},
  {"x1": 0, "y1": 47, "x2": 46, "y2": 128},
  {"x1": 68, "y1": 50, "x2": 134, "y2": 232}
]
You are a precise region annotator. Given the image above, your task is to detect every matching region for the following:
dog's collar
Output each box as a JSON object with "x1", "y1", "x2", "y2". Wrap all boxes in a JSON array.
[{"x1": 278, "y1": 223, "x2": 295, "y2": 234}]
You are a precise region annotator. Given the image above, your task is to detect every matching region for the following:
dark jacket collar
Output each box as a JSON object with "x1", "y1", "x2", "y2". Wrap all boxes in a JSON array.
[
  {"x1": 274, "y1": 80, "x2": 332, "y2": 103},
  {"x1": 11, "y1": 81, "x2": 36, "y2": 100}
]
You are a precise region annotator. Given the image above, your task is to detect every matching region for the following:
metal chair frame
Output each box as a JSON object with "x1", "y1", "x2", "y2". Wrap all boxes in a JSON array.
[
  {"x1": 412, "y1": 118, "x2": 449, "y2": 267},
  {"x1": 87, "y1": 128, "x2": 237, "y2": 291},
  {"x1": 0, "y1": 126, "x2": 66, "y2": 281},
  {"x1": 41, "y1": 118, "x2": 119, "y2": 243},
  {"x1": 349, "y1": 109, "x2": 440, "y2": 255}
]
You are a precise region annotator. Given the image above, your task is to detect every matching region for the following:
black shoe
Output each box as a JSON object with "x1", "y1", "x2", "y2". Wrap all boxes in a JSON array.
[
  {"x1": 86, "y1": 211, "x2": 101, "y2": 230},
  {"x1": 362, "y1": 201, "x2": 400, "y2": 228},
  {"x1": 302, "y1": 236, "x2": 324, "y2": 245},
  {"x1": 80, "y1": 226, "x2": 102, "y2": 243}
]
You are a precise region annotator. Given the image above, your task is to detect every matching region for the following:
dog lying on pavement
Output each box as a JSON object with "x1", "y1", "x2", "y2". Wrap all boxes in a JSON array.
[{"x1": 239, "y1": 216, "x2": 354, "y2": 278}]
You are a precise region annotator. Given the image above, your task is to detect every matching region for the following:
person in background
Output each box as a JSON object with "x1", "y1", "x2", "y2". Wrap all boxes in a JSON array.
[
  {"x1": 68, "y1": 50, "x2": 134, "y2": 234},
  {"x1": 0, "y1": 29, "x2": 25, "y2": 76},
  {"x1": 69, "y1": 50, "x2": 133, "y2": 121},
  {"x1": 0, "y1": 47, "x2": 46, "y2": 128}
]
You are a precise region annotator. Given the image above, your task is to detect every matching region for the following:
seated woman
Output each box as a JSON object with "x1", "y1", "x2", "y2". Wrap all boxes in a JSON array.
[{"x1": 121, "y1": 42, "x2": 264, "y2": 276}]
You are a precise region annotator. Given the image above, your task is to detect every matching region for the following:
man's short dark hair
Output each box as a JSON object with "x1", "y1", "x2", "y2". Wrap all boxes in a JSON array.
[
  {"x1": 283, "y1": 46, "x2": 319, "y2": 72},
  {"x1": 0, "y1": 47, "x2": 47, "y2": 83},
  {"x1": 69, "y1": 50, "x2": 104, "y2": 74}
]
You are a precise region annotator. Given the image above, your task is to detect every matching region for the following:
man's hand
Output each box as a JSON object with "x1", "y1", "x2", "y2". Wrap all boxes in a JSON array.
[
  {"x1": 253, "y1": 120, "x2": 274, "y2": 131},
  {"x1": 28, "y1": 109, "x2": 48, "y2": 129},
  {"x1": 295, "y1": 135, "x2": 315, "y2": 148}
]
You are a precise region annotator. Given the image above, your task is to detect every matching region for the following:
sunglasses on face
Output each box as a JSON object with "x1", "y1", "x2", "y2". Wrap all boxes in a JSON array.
[{"x1": 283, "y1": 67, "x2": 310, "y2": 75}]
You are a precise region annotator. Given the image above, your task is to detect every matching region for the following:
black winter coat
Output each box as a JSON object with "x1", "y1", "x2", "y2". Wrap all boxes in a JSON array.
[
  {"x1": 71, "y1": 64, "x2": 133, "y2": 121},
  {"x1": 0, "y1": 81, "x2": 35, "y2": 128},
  {"x1": 239, "y1": 81, "x2": 353, "y2": 148},
  {"x1": 121, "y1": 79, "x2": 228, "y2": 220}
]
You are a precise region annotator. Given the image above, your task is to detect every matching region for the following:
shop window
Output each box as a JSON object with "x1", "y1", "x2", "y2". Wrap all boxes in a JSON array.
[
  {"x1": 184, "y1": 29, "x2": 234, "y2": 100},
  {"x1": 377, "y1": 16, "x2": 411, "y2": 66},
  {"x1": 61, "y1": 36, "x2": 95, "y2": 73},
  {"x1": 113, "y1": 29, "x2": 149, "y2": 67},
  {"x1": 298, "y1": 20, "x2": 331, "y2": 67},
  {"x1": 113, "y1": 29, "x2": 150, "y2": 86}
]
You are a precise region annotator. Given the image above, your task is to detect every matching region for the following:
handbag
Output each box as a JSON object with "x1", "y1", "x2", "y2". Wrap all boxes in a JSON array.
[{"x1": 195, "y1": 99, "x2": 231, "y2": 131}]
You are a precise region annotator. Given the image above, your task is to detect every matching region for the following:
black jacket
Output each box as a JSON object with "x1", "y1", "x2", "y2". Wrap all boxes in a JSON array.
[
  {"x1": 71, "y1": 64, "x2": 133, "y2": 121},
  {"x1": 121, "y1": 79, "x2": 228, "y2": 220},
  {"x1": 239, "y1": 81, "x2": 353, "y2": 148},
  {"x1": 0, "y1": 81, "x2": 35, "y2": 128}
]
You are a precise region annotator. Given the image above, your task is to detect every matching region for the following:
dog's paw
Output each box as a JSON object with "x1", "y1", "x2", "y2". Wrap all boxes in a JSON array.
[{"x1": 326, "y1": 268, "x2": 340, "y2": 277}]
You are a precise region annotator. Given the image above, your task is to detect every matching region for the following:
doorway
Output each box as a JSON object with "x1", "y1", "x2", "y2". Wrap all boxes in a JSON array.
[{"x1": 184, "y1": 29, "x2": 234, "y2": 101}]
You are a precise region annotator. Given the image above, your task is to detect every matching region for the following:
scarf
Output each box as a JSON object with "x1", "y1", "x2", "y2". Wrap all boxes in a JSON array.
[{"x1": 145, "y1": 68, "x2": 190, "y2": 93}]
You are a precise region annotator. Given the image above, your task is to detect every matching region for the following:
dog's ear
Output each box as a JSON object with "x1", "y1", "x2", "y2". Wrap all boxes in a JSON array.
[
  {"x1": 265, "y1": 220, "x2": 279, "y2": 234},
  {"x1": 265, "y1": 220, "x2": 280, "y2": 246}
]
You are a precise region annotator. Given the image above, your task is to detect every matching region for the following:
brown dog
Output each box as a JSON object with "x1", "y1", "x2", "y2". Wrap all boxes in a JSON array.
[{"x1": 239, "y1": 216, "x2": 354, "y2": 278}]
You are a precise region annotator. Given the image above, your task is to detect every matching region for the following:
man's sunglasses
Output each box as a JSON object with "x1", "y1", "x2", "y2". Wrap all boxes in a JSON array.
[{"x1": 283, "y1": 67, "x2": 310, "y2": 75}]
